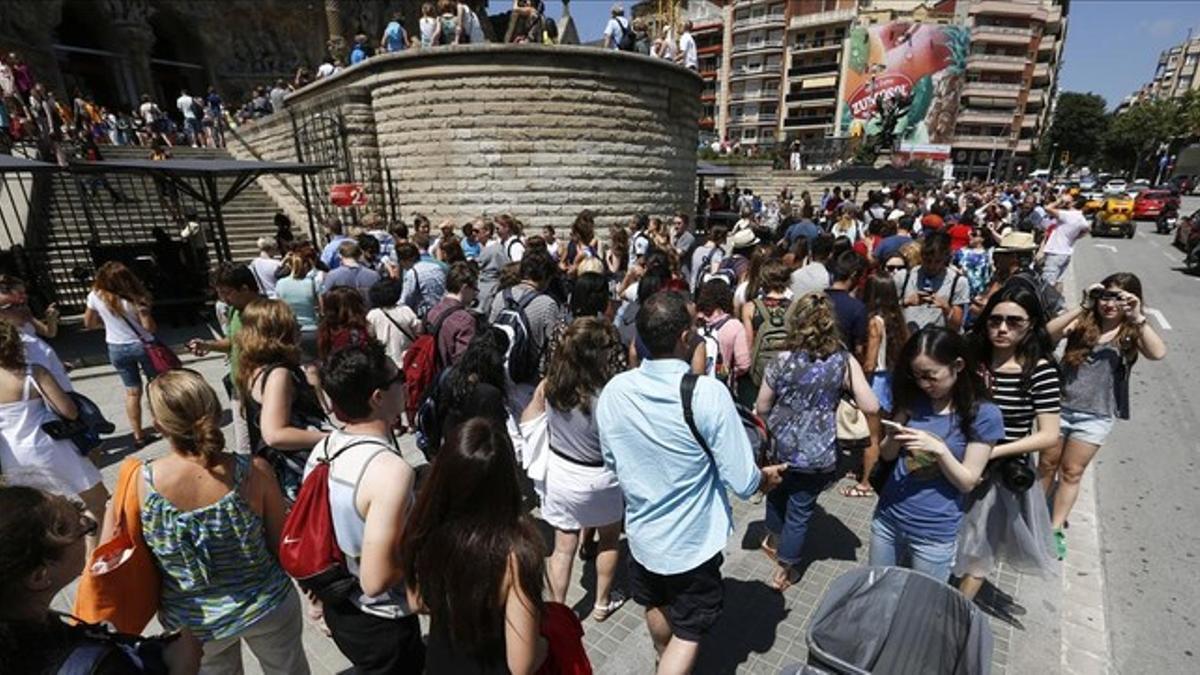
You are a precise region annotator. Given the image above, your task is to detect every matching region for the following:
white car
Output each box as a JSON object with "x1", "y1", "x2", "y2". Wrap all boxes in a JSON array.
[{"x1": 1105, "y1": 179, "x2": 1128, "y2": 195}]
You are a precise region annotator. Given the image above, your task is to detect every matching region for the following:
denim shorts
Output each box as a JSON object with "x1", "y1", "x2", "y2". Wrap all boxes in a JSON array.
[
  {"x1": 868, "y1": 512, "x2": 958, "y2": 582},
  {"x1": 1059, "y1": 407, "x2": 1114, "y2": 446},
  {"x1": 869, "y1": 371, "x2": 893, "y2": 414},
  {"x1": 1040, "y1": 253, "x2": 1071, "y2": 285},
  {"x1": 108, "y1": 341, "x2": 156, "y2": 388}
]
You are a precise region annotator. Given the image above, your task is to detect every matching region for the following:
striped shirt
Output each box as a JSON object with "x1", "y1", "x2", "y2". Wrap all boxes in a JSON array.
[
  {"x1": 141, "y1": 454, "x2": 291, "y2": 641},
  {"x1": 990, "y1": 361, "x2": 1061, "y2": 442}
]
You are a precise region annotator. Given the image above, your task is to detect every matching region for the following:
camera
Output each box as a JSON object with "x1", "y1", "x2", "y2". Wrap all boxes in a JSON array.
[{"x1": 1088, "y1": 287, "x2": 1121, "y2": 302}]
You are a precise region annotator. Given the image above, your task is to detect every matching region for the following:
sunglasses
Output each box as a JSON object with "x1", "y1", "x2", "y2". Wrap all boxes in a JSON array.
[
  {"x1": 987, "y1": 314, "x2": 1030, "y2": 329},
  {"x1": 884, "y1": 264, "x2": 907, "y2": 272}
]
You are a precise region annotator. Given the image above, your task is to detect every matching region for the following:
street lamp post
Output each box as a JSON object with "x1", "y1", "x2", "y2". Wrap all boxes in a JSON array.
[{"x1": 1047, "y1": 142, "x2": 1058, "y2": 177}]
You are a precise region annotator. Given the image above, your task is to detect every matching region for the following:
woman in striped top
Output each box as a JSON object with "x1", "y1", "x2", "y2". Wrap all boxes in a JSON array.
[
  {"x1": 139, "y1": 369, "x2": 309, "y2": 674},
  {"x1": 955, "y1": 282, "x2": 1061, "y2": 601}
]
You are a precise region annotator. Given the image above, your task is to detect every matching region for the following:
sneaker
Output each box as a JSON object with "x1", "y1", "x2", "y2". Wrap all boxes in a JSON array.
[{"x1": 1054, "y1": 528, "x2": 1067, "y2": 560}]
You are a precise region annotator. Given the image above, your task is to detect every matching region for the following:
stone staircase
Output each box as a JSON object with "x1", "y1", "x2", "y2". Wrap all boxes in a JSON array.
[
  {"x1": 89, "y1": 145, "x2": 287, "y2": 263},
  {"x1": 713, "y1": 164, "x2": 826, "y2": 202}
]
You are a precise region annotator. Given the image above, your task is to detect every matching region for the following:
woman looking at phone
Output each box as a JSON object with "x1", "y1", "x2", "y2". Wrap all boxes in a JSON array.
[
  {"x1": 869, "y1": 327, "x2": 1005, "y2": 582},
  {"x1": 1040, "y1": 273, "x2": 1166, "y2": 559}
]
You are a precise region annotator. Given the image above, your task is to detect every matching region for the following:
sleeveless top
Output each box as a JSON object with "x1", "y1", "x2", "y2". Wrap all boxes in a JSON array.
[
  {"x1": 244, "y1": 363, "x2": 328, "y2": 501},
  {"x1": 546, "y1": 397, "x2": 602, "y2": 467},
  {"x1": 305, "y1": 431, "x2": 414, "y2": 619},
  {"x1": 141, "y1": 454, "x2": 291, "y2": 641},
  {"x1": 1063, "y1": 340, "x2": 1129, "y2": 419},
  {"x1": 763, "y1": 350, "x2": 848, "y2": 471}
]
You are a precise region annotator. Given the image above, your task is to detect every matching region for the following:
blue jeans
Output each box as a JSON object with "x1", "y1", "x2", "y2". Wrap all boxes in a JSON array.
[
  {"x1": 764, "y1": 469, "x2": 837, "y2": 566},
  {"x1": 868, "y1": 512, "x2": 957, "y2": 582},
  {"x1": 108, "y1": 341, "x2": 157, "y2": 389}
]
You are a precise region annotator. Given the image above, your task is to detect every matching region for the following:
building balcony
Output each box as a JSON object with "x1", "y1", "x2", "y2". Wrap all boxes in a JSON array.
[
  {"x1": 1032, "y1": 62, "x2": 1050, "y2": 81},
  {"x1": 732, "y1": 14, "x2": 788, "y2": 32},
  {"x1": 967, "y1": 53, "x2": 1029, "y2": 73},
  {"x1": 733, "y1": 39, "x2": 785, "y2": 54},
  {"x1": 730, "y1": 64, "x2": 783, "y2": 80},
  {"x1": 698, "y1": 44, "x2": 723, "y2": 56},
  {"x1": 699, "y1": 69, "x2": 719, "y2": 79},
  {"x1": 699, "y1": 118, "x2": 716, "y2": 130},
  {"x1": 972, "y1": 24, "x2": 1034, "y2": 45},
  {"x1": 791, "y1": 39, "x2": 843, "y2": 54},
  {"x1": 731, "y1": 91, "x2": 782, "y2": 104},
  {"x1": 786, "y1": 88, "x2": 837, "y2": 103},
  {"x1": 954, "y1": 134, "x2": 1017, "y2": 149},
  {"x1": 728, "y1": 115, "x2": 779, "y2": 127},
  {"x1": 962, "y1": 81, "x2": 1023, "y2": 97},
  {"x1": 969, "y1": 1, "x2": 1050, "y2": 22},
  {"x1": 958, "y1": 109, "x2": 1016, "y2": 125},
  {"x1": 1039, "y1": 34, "x2": 1056, "y2": 52},
  {"x1": 1021, "y1": 116, "x2": 1038, "y2": 128},
  {"x1": 789, "y1": 8, "x2": 857, "y2": 30},
  {"x1": 783, "y1": 118, "x2": 833, "y2": 131},
  {"x1": 788, "y1": 61, "x2": 840, "y2": 77}
]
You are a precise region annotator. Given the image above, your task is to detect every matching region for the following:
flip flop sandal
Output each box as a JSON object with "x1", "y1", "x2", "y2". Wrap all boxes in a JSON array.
[
  {"x1": 840, "y1": 484, "x2": 876, "y2": 498},
  {"x1": 771, "y1": 565, "x2": 801, "y2": 592},
  {"x1": 591, "y1": 594, "x2": 627, "y2": 623},
  {"x1": 761, "y1": 534, "x2": 779, "y2": 562}
]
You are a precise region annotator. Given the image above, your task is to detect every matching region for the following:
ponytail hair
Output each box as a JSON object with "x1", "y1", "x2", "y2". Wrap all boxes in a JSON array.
[{"x1": 147, "y1": 369, "x2": 226, "y2": 464}]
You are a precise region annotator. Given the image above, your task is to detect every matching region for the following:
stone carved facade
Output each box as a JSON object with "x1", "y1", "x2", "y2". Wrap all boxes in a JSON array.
[{"x1": 227, "y1": 45, "x2": 702, "y2": 233}]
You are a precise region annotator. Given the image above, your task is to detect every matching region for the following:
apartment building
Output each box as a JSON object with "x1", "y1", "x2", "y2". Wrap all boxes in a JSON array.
[
  {"x1": 783, "y1": 0, "x2": 857, "y2": 142},
  {"x1": 1148, "y1": 35, "x2": 1200, "y2": 101},
  {"x1": 951, "y1": 0, "x2": 1068, "y2": 176},
  {"x1": 723, "y1": 0, "x2": 789, "y2": 146}
]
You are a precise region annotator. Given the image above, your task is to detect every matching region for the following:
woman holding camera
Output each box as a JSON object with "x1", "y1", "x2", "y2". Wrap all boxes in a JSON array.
[
  {"x1": 954, "y1": 282, "x2": 1060, "y2": 600},
  {"x1": 1041, "y1": 273, "x2": 1166, "y2": 559}
]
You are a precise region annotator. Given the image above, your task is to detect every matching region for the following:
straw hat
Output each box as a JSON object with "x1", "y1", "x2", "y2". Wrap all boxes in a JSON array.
[{"x1": 994, "y1": 231, "x2": 1036, "y2": 253}]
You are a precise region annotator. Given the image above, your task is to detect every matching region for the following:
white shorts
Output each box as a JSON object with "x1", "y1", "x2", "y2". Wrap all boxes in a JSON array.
[{"x1": 540, "y1": 452, "x2": 624, "y2": 531}]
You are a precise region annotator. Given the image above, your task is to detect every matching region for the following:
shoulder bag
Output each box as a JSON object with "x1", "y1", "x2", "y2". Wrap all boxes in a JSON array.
[
  {"x1": 119, "y1": 310, "x2": 181, "y2": 374},
  {"x1": 72, "y1": 457, "x2": 161, "y2": 634}
]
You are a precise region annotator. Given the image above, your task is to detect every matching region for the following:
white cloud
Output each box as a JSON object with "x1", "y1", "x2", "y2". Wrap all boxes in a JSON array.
[{"x1": 1138, "y1": 17, "x2": 1179, "y2": 40}]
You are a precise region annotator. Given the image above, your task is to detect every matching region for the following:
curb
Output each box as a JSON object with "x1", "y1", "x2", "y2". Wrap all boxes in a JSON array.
[{"x1": 1059, "y1": 259, "x2": 1116, "y2": 675}]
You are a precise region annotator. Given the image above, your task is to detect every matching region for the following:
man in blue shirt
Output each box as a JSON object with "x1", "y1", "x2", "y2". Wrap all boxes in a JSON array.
[
  {"x1": 783, "y1": 205, "x2": 820, "y2": 248},
  {"x1": 320, "y1": 218, "x2": 350, "y2": 270},
  {"x1": 597, "y1": 291, "x2": 785, "y2": 672},
  {"x1": 874, "y1": 215, "x2": 915, "y2": 263}
]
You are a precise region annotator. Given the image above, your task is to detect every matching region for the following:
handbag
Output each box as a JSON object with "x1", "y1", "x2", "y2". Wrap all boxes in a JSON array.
[
  {"x1": 29, "y1": 373, "x2": 114, "y2": 456},
  {"x1": 72, "y1": 457, "x2": 161, "y2": 634},
  {"x1": 536, "y1": 601, "x2": 592, "y2": 675},
  {"x1": 119, "y1": 312, "x2": 182, "y2": 373},
  {"x1": 835, "y1": 353, "x2": 870, "y2": 446}
]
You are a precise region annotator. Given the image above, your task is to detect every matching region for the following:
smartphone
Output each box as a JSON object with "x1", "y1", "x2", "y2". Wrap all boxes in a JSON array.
[{"x1": 881, "y1": 419, "x2": 906, "y2": 433}]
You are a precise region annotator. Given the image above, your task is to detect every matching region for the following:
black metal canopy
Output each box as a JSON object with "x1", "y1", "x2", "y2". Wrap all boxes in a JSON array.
[
  {"x1": 815, "y1": 163, "x2": 939, "y2": 186},
  {"x1": 68, "y1": 157, "x2": 329, "y2": 262},
  {"x1": 0, "y1": 154, "x2": 59, "y2": 173}
]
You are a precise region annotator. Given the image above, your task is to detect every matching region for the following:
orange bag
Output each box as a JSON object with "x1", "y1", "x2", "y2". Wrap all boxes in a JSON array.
[{"x1": 72, "y1": 457, "x2": 160, "y2": 634}]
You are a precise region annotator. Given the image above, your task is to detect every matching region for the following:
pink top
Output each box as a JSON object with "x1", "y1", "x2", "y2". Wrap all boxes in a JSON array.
[{"x1": 704, "y1": 312, "x2": 751, "y2": 378}]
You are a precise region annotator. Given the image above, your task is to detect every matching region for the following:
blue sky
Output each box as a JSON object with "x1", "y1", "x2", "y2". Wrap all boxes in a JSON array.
[
  {"x1": 1059, "y1": 1, "x2": 1200, "y2": 109},
  {"x1": 490, "y1": 1, "x2": 1199, "y2": 109}
]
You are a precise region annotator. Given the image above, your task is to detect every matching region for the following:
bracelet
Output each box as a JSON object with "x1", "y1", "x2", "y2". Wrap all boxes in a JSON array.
[{"x1": 1130, "y1": 317, "x2": 1147, "y2": 327}]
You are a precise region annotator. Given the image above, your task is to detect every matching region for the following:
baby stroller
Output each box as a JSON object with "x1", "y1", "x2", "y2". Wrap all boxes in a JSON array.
[{"x1": 791, "y1": 566, "x2": 993, "y2": 675}]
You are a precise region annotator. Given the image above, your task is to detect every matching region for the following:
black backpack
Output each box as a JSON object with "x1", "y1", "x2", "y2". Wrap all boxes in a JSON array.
[
  {"x1": 615, "y1": 17, "x2": 636, "y2": 51},
  {"x1": 494, "y1": 288, "x2": 543, "y2": 384}
]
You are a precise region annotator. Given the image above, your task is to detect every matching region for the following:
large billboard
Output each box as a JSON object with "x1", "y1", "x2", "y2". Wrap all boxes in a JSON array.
[{"x1": 838, "y1": 22, "x2": 970, "y2": 145}]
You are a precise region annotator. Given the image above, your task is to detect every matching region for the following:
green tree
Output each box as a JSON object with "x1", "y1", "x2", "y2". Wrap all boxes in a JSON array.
[
  {"x1": 1103, "y1": 98, "x2": 1179, "y2": 178},
  {"x1": 1041, "y1": 92, "x2": 1109, "y2": 168}
]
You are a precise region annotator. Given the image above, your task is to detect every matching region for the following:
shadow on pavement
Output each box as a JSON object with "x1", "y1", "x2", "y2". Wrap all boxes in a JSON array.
[
  {"x1": 740, "y1": 505, "x2": 862, "y2": 573},
  {"x1": 695, "y1": 578, "x2": 789, "y2": 674}
]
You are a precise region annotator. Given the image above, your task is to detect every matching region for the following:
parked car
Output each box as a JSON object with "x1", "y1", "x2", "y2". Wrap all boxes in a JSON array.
[
  {"x1": 1174, "y1": 207, "x2": 1200, "y2": 250},
  {"x1": 1133, "y1": 190, "x2": 1177, "y2": 220},
  {"x1": 1093, "y1": 196, "x2": 1136, "y2": 238}
]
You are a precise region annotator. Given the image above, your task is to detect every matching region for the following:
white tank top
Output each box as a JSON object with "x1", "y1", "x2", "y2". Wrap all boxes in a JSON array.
[{"x1": 307, "y1": 431, "x2": 413, "y2": 618}]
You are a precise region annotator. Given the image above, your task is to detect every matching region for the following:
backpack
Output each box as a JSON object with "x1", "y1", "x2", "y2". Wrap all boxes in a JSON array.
[
  {"x1": 680, "y1": 373, "x2": 774, "y2": 469},
  {"x1": 401, "y1": 302, "x2": 461, "y2": 422},
  {"x1": 278, "y1": 438, "x2": 384, "y2": 602},
  {"x1": 494, "y1": 288, "x2": 543, "y2": 384},
  {"x1": 692, "y1": 246, "x2": 719, "y2": 290},
  {"x1": 698, "y1": 316, "x2": 733, "y2": 384},
  {"x1": 749, "y1": 298, "x2": 790, "y2": 388},
  {"x1": 414, "y1": 368, "x2": 451, "y2": 459},
  {"x1": 615, "y1": 17, "x2": 636, "y2": 51}
]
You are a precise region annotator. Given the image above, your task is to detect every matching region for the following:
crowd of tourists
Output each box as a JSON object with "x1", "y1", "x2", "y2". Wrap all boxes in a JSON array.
[{"x1": 0, "y1": 175, "x2": 1168, "y2": 674}]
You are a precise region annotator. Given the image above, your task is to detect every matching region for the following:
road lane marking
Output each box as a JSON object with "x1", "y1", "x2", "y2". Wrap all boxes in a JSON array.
[
  {"x1": 1150, "y1": 239, "x2": 1161, "y2": 248},
  {"x1": 1146, "y1": 308, "x2": 1172, "y2": 330},
  {"x1": 1093, "y1": 243, "x2": 1118, "y2": 253},
  {"x1": 1163, "y1": 251, "x2": 1178, "y2": 262}
]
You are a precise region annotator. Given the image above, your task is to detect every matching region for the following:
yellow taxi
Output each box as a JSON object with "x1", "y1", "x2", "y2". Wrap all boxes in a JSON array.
[{"x1": 1092, "y1": 195, "x2": 1136, "y2": 238}]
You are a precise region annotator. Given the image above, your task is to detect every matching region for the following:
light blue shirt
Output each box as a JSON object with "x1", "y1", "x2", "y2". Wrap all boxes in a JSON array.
[
  {"x1": 597, "y1": 358, "x2": 760, "y2": 575},
  {"x1": 320, "y1": 235, "x2": 349, "y2": 270}
]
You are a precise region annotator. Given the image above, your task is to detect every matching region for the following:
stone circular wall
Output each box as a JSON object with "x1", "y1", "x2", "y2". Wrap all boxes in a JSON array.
[{"x1": 284, "y1": 44, "x2": 702, "y2": 231}]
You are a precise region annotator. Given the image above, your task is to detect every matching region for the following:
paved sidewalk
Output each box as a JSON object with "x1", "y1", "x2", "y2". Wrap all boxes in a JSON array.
[{"x1": 49, "y1": 349, "x2": 1071, "y2": 674}]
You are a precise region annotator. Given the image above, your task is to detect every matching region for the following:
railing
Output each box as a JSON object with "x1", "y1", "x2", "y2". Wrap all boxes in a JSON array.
[
  {"x1": 733, "y1": 39, "x2": 785, "y2": 54},
  {"x1": 786, "y1": 89, "x2": 838, "y2": 103},
  {"x1": 954, "y1": 134, "x2": 1017, "y2": 146},
  {"x1": 731, "y1": 64, "x2": 783, "y2": 77},
  {"x1": 783, "y1": 117, "x2": 833, "y2": 129},
  {"x1": 963, "y1": 81, "x2": 1023, "y2": 93},
  {"x1": 968, "y1": 53, "x2": 1029, "y2": 64},
  {"x1": 788, "y1": 61, "x2": 840, "y2": 77},
  {"x1": 733, "y1": 13, "x2": 788, "y2": 29},
  {"x1": 792, "y1": 39, "x2": 843, "y2": 51},
  {"x1": 790, "y1": 8, "x2": 856, "y2": 30},
  {"x1": 972, "y1": 25, "x2": 1034, "y2": 37},
  {"x1": 958, "y1": 109, "x2": 1016, "y2": 124}
]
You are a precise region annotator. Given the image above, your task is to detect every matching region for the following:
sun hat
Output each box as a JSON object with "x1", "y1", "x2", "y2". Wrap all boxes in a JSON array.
[
  {"x1": 994, "y1": 231, "x2": 1036, "y2": 253},
  {"x1": 729, "y1": 228, "x2": 760, "y2": 250}
]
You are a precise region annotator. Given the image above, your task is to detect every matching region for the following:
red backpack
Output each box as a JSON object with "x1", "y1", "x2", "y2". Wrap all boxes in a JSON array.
[
  {"x1": 401, "y1": 302, "x2": 463, "y2": 422},
  {"x1": 278, "y1": 438, "x2": 377, "y2": 602}
]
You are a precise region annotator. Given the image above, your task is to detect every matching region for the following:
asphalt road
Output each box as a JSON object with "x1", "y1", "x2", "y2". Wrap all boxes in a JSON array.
[{"x1": 1071, "y1": 195, "x2": 1200, "y2": 673}]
